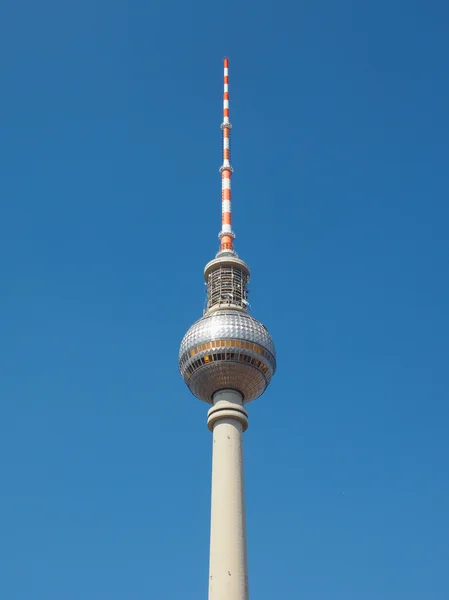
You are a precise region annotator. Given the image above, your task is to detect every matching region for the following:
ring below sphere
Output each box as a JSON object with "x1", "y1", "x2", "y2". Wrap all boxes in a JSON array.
[{"x1": 179, "y1": 310, "x2": 276, "y2": 403}]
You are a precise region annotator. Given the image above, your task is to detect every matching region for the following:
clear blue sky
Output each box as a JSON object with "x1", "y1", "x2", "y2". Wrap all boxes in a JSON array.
[{"x1": 1, "y1": 1, "x2": 448, "y2": 598}]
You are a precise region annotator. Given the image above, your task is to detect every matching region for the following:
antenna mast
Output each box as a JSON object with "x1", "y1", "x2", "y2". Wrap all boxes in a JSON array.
[{"x1": 218, "y1": 57, "x2": 235, "y2": 254}]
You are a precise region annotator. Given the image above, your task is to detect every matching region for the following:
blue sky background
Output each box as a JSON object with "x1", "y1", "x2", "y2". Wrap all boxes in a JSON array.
[{"x1": 1, "y1": 1, "x2": 448, "y2": 598}]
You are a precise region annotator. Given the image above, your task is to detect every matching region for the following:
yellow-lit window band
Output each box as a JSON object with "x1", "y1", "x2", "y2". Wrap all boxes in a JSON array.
[
  {"x1": 190, "y1": 339, "x2": 266, "y2": 358},
  {"x1": 184, "y1": 345, "x2": 270, "y2": 379}
]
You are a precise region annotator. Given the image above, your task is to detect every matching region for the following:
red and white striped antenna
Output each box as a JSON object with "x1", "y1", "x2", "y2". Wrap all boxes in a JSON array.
[{"x1": 218, "y1": 57, "x2": 235, "y2": 254}]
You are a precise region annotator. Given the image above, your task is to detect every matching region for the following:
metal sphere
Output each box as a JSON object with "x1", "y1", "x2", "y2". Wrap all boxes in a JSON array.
[{"x1": 179, "y1": 309, "x2": 276, "y2": 404}]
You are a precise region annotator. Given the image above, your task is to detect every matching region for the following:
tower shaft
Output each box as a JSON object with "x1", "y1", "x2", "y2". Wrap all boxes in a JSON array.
[{"x1": 207, "y1": 390, "x2": 249, "y2": 600}]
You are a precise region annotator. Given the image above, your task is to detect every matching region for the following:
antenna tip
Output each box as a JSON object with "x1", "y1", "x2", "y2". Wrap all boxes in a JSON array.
[{"x1": 224, "y1": 57, "x2": 229, "y2": 67}]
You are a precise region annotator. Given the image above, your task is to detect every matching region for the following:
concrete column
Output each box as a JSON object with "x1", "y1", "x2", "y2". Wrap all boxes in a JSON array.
[{"x1": 207, "y1": 389, "x2": 249, "y2": 600}]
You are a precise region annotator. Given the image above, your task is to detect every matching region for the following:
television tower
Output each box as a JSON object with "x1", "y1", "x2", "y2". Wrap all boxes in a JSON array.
[{"x1": 179, "y1": 58, "x2": 276, "y2": 600}]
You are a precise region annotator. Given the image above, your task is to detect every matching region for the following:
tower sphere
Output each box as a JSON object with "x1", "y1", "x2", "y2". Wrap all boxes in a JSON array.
[{"x1": 179, "y1": 308, "x2": 276, "y2": 403}]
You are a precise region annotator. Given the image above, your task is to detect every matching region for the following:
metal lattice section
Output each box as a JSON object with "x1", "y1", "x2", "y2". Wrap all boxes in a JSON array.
[{"x1": 207, "y1": 266, "x2": 249, "y2": 310}]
